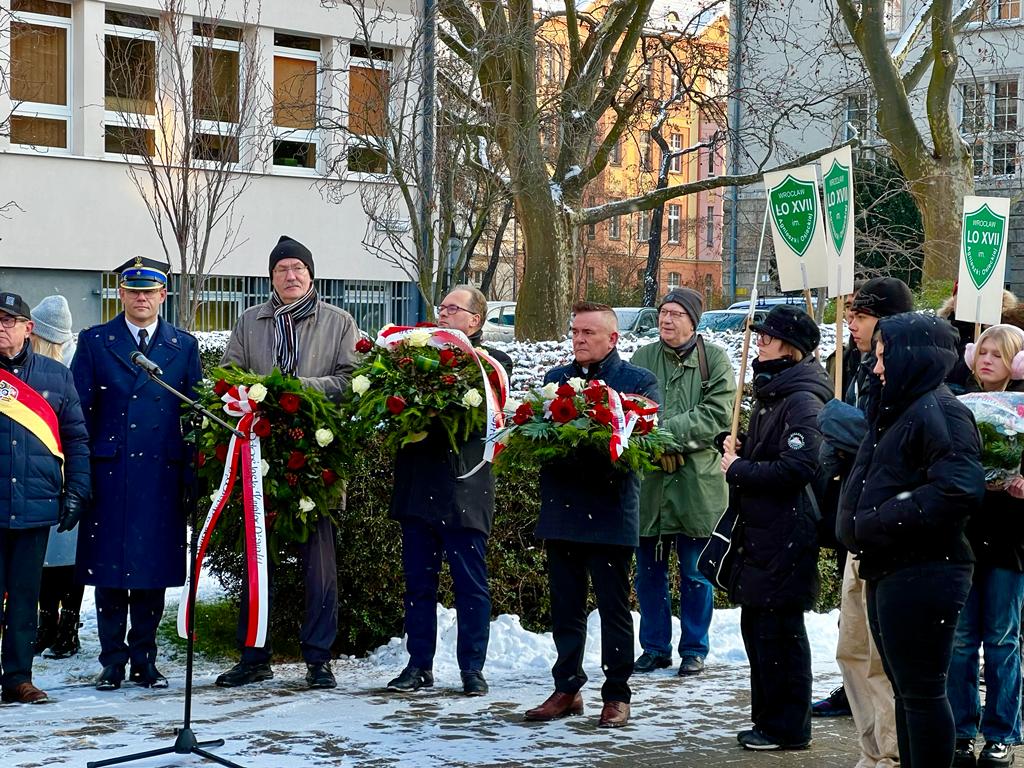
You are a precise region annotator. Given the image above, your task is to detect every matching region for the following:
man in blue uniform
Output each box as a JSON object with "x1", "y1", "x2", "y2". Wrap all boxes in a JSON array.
[{"x1": 72, "y1": 258, "x2": 202, "y2": 691}]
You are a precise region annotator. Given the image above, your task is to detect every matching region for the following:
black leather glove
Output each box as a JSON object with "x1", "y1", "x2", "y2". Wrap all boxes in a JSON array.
[{"x1": 57, "y1": 493, "x2": 88, "y2": 533}]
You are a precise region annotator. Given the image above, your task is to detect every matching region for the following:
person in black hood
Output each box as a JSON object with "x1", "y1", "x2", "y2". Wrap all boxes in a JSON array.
[
  {"x1": 720, "y1": 305, "x2": 833, "y2": 751},
  {"x1": 838, "y1": 313, "x2": 984, "y2": 768}
]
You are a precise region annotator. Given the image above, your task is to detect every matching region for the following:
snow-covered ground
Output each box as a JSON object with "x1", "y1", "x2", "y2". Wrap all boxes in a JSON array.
[{"x1": 8, "y1": 576, "x2": 843, "y2": 768}]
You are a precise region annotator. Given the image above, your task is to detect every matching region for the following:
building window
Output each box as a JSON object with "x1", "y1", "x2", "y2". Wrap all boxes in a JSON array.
[
  {"x1": 640, "y1": 131, "x2": 652, "y2": 171},
  {"x1": 961, "y1": 78, "x2": 1021, "y2": 177},
  {"x1": 608, "y1": 266, "x2": 623, "y2": 291},
  {"x1": 667, "y1": 204, "x2": 681, "y2": 244},
  {"x1": 10, "y1": 0, "x2": 72, "y2": 151},
  {"x1": 667, "y1": 271, "x2": 681, "y2": 289},
  {"x1": 608, "y1": 215, "x2": 621, "y2": 240},
  {"x1": 844, "y1": 92, "x2": 873, "y2": 142},
  {"x1": 994, "y1": 80, "x2": 1019, "y2": 131},
  {"x1": 192, "y1": 22, "x2": 243, "y2": 163},
  {"x1": 637, "y1": 212, "x2": 650, "y2": 242},
  {"x1": 884, "y1": 0, "x2": 902, "y2": 32},
  {"x1": 609, "y1": 137, "x2": 621, "y2": 166},
  {"x1": 103, "y1": 11, "x2": 158, "y2": 156},
  {"x1": 586, "y1": 266, "x2": 596, "y2": 289},
  {"x1": 705, "y1": 206, "x2": 715, "y2": 247},
  {"x1": 273, "y1": 33, "x2": 321, "y2": 170},
  {"x1": 707, "y1": 148, "x2": 716, "y2": 177},
  {"x1": 347, "y1": 44, "x2": 392, "y2": 174},
  {"x1": 998, "y1": 0, "x2": 1022, "y2": 20},
  {"x1": 669, "y1": 132, "x2": 683, "y2": 173}
]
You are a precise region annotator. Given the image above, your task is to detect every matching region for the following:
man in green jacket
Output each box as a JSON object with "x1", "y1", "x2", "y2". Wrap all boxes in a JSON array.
[{"x1": 630, "y1": 288, "x2": 735, "y2": 677}]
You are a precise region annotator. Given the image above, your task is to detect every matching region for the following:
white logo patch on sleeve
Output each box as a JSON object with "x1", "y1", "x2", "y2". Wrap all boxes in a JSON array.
[{"x1": 787, "y1": 432, "x2": 806, "y2": 450}]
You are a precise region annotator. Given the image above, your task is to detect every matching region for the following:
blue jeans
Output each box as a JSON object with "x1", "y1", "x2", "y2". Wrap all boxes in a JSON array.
[
  {"x1": 635, "y1": 534, "x2": 713, "y2": 658},
  {"x1": 949, "y1": 566, "x2": 1024, "y2": 744}
]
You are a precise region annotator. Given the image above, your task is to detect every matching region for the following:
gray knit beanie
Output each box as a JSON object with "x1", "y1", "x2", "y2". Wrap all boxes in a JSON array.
[{"x1": 31, "y1": 295, "x2": 73, "y2": 344}]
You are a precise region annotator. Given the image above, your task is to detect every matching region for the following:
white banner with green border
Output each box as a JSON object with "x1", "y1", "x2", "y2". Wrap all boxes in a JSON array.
[
  {"x1": 819, "y1": 146, "x2": 856, "y2": 298},
  {"x1": 763, "y1": 164, "x2": 829, "y2": 292},
  {"x1": 955, "y1": 195, "x2": 1011, "y2": 326}
]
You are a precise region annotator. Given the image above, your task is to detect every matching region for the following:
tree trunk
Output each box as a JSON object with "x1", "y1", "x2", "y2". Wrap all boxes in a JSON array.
[{"x1": 906, "y1": 155, "x2": 973, "y2": 283}]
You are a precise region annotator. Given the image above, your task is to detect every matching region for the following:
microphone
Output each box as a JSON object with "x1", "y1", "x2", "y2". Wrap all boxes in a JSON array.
[{"x1": 130, "y1": 351, "x2": 163, "y2": 376}]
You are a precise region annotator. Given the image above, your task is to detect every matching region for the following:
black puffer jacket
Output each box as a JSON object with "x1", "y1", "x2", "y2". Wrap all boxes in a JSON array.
[
  {"x1": 838, "y1": 313, "x2": 984, "y2": 580},
  {"x1": 725, "y1": 355, "x2": 833, "y2": 609}
]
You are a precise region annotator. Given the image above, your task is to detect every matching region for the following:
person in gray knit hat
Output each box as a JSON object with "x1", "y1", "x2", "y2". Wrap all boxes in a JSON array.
[{"x1": 29, "y1": 295, "x2": 84, "y2": 659}]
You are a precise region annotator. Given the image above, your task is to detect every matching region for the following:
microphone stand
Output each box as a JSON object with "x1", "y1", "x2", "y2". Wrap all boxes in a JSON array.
[{"x1": 88, "y1": 368, "x2": 246, "y2": 768}]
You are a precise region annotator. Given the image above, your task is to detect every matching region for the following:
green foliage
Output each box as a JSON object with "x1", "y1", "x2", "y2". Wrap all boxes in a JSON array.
[
  {"x1": 854, "y1": 156, "x2": 925, "y2": 289},
  {"x1": 915, "y1": 279, "x2": 956, "y2": 311},
  {"x1": 978, "y1": 421, "x2": 1024, "y2": 469}
]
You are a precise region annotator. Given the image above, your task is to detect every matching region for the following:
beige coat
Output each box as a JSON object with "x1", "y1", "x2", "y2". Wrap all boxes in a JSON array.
[{"x1": 221, "y1": 299, "x2": 359, "y2": 402}]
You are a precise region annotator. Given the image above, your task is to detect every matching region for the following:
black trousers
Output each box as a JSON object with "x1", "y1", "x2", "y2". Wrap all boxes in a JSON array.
[
  {"x1": 237, "y1": 515, "x2": 338, "y2": 665},
  {"x1": 740, "y1": 605, "x2": 812, "y2": 745},
  {"x1": 867, "y1": 561, "x2": 973, "y2": 768},
  {"x1": 546, "y1": 539, "x2": 634, "y2": 703},
  {"x1": 95, "y1": 586, "x2": 166, "y2": 669},
  {"x1": 39, "y1": 565, "x2": 85, "y2": 617},
  {"x1": 0, "y1": 527, "x2": 48, "y2": 689}
]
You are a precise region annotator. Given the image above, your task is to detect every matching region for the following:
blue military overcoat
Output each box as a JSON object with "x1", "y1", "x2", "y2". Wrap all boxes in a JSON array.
[{"x1": 71, "y1": 314, "x2": 202, "y2": 589}]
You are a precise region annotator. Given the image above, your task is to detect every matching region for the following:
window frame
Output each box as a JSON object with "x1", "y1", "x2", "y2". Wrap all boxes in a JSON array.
[
  {"x1": 191, "y1": 26, "x2": 244, "y2": 166},
  {"x1": 705, "y1": 205, "x2": 715, "y2": 247},
  {"x1": 667, "y1": 203, "x2": 681, "y2": 244},
  {"x1": 103, "y1": 15, "x2": 160, "y2": 158},
  {"x1": 669, "y1": 132, "x2": 683, "y2": 173},
  {"x1": 10, "y1": 3, "x2": 73, "y2": 154},
  {"x1": 272, "y1": 38, "x2": 322, "y2": 175},
  {"x1": 960, "y1": 76, "x2": 1022, "y2": 178},
  {"x1": 608, "y1": 214, "x2": 621, "y2": 241},
  {"x1": 345, "y1": 44, "x2": 393, "y2": 178}
]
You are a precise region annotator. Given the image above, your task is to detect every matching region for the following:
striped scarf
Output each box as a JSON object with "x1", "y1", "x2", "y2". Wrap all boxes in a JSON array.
[{"x1": 271, "y1": 286, "x2": 318, "y2": 376}]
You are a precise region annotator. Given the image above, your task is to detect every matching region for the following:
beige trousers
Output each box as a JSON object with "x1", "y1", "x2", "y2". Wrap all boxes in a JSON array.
[{"x1": 837, "y1": 556, "x2": 900, "y2": 768}]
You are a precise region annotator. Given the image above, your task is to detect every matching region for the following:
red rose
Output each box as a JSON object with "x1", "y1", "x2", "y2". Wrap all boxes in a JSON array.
[
  {"x1": 286, "y1": 450, "x2": 307, "y2": 470},
  {"x1": 512, "y1": 402, "x2": 535, "y2": 426},
  {"x1": 214, "y1": 443, "x2": 229, "y2": 462},
  {"x1": 386, "y1": 395, "x2": 407, "y2": 414},
  {"x1": 355, "y1": 338, "x2": 373, "y2": 354},
  {"x1": 588, "y1": 404, "x2": 614, "y2": 426},
  {"x1": 266, "y1": 509, "x2": 279, "y2": 525},
  {"x1": 284, "y1": 473, "x2": 298, "y2": 487},
  {"x1": 441, "y1": 374, "x2": 457, "y2": 386},
  {"x1": 197, "y1": 452, "x2": 207, "y2": 468},
  {"x1": 556, "y1": 383, "x2": 575, "y2": 398},
  {"x1": 583, "y1": 382, "x2": 604, "y2": 404},
  {"x1": 439, "y1": 349, "x2": 456, "y2": 367},
  {"x1": 279, "y1": 393, "x2": 301, "y2": 414},
  {"x1": 322, "y1": 469, "x2": 339, "y2": 486},
  {"x1": 635, "y1": 418, "x2": 654, "y2": 435},
  {"x1": 398, "y1": 356, "x2": 413, "y2": 368},
  {"x1": 549, "y1": 397, "x2": 578, "y2": 424},
  {"x1": 252, "y1": 418, "x2": 271, "y2": 438},
  {"x1": 213, "y1": 379, "x2": 230, "y2": 396}
]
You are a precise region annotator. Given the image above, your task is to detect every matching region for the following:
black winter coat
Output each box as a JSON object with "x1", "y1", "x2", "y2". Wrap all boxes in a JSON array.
[
  {"x1": 725, "y1": 355, "x2": 832, "y2": 609},
  {"x1": 389, "y1": 337, "x2": 513, "y2": 536},
  {"x1": 0, "y1": 341, "x2": 90, "y2": 529},
  {"x1": 535, "y1": 349, "x2": 660, "y2": 547},
  {"x1": 838, "y1": 313, "x2": 984, "y2": 581}
]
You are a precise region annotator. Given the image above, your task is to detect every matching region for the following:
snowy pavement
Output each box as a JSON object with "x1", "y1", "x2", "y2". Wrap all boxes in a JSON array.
[{"x1": 6, "y1": 582, "x2": 856, "y2": 768}]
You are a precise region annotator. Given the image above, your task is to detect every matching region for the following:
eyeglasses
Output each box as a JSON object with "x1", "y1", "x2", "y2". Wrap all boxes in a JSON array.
[
  {"x1": 273, "y1": 265, "x2": 308, "y2": 276},
  {"x1": 658, "y1": 309, "x2": 688, "y2": 320},
  {"x1": 437, "y1": 304, "x2": 476, "y2": 316},
  {"x1": 0, "y1": 315, "x2": 26, "y2": 329},
  {"x1": 755, "y1": 332, "x2": 775, "y2": 345}
]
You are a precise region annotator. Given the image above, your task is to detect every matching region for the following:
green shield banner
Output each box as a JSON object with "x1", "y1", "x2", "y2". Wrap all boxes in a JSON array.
[
  {"x1": 768, "y1": 174, "x2": 818, "y2": 258},
  {"x1": 962, "y1": 203, "x2": 1007, "y2": 290},
  {"x1": 823, "y1": 159, "x2": 851, "y2": 256}
]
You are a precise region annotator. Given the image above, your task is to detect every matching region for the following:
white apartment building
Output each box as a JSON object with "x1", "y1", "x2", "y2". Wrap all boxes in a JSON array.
[
  {"x1": 725, "y1": 0, "x2": 1024, "y2": 299},
  {"x1": 0, "y1": 0, "x2": 421, "y2": 331}
]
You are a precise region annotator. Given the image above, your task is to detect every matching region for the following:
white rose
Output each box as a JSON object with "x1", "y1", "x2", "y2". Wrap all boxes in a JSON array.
[
  {"x1": 315, "y1": 428, "x2": 334, "y2": 447},
  {"x1": 260, "y1": 460, "x2": 270, "y2": 477},
  {"x1": 247, "y1": 383, "x2": 268, "y2": 403},
  {"x1": 407, "y1": 328, "x2": 432, "y2": 347},
  {"x1": 210, "y1": 492, "x2": 219, "y2": 503},
  {"x1": 540, "y1": 382, "x2": 559, "y2": 399},
  {"x1": 298, "y1": 497, "x2": 316, "y2": 513},
  {"x1": 568, "y1": 377, "x2": 586, "y2": 393},
  {"x1": 201, "y1": 416, "x2": 209, "y2": 429},
  {"x1": 504, "y1": 397, "x2": 522, "y2": 414},
  {"x1": 351, "y1": 375, "x2": 371, "y2": 396},
  {"x1": 462, "y1": 388, "x2": 483, "y2": 408}
]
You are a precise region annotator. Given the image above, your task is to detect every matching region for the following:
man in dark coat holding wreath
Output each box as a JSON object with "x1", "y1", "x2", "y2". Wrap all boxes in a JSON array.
[
  {"x1": 524, "y1": 301, "x2": 660, "y2": 729},
  {"x1": 386, "y1": 284, "x2": 512, "y2": 696},
  {"x1": 73, "y1": 259, "x2": 202, "y2": 691}
]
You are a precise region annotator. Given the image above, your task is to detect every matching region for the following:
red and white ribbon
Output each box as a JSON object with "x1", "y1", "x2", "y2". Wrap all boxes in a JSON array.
[
  {"x1": 374, "y1": 326, "x2": 508, "y2": 475},
  {"x1": 177, "y1": 384, "x2": 269, "y2": 647}
]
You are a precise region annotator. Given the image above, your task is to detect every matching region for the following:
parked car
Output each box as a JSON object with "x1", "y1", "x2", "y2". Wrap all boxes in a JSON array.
[
  {"x1": 482, "y1": 301, "x2": 516, "y2": 342},
  {"x1": 696, "y1": 308, "x2": 768, "y2": 333},
  {"x1": 614, "y1": 307, "x2": 660, "y2": 337},
  {"x1": 728, "y1": 294, "x2": 817, "y2": 311}
]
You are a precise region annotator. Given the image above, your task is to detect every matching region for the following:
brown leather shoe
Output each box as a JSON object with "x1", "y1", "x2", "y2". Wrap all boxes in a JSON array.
[
  {"x1": 597, "y1": 700, "x2": 630, "y2": 728},
  {"x1": 523, "y1": 691, "x2": 584, "y2": 721},
  {"x1": 1, "y1": 682, "x2": 49, "y2": 704}
]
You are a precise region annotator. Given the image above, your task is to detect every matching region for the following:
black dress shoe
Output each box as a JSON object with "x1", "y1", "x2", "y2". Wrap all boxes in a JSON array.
[
  {"x1": 386, "y1": 666, "x2": 433, "y2": 692},
  {"x1": 95, "y1": 665, "x2": 125, "y2": 691},
  {"x1": 129, "y1": 662, "x2": 168, "y2": 689},
  {"x1": 677, "y1": 654, "x2": 705, "y2": 676},
  {"x1": 461, "y1": 671, "x2": 488, "y2": 696},
  {"x1": 634, "y1": 651, "x2": 672, "y2": 674},
  {"x1": 306, "y1": 662, "x2": 337, "y2": 689},
  {"x1": 215, "y1": 661, "x2": 274, "y2": 688}
]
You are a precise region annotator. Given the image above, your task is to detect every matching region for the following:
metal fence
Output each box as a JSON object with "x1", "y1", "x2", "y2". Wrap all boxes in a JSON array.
[{"x1": 101, "y1": 272, "x2": 418, "y2": 333}]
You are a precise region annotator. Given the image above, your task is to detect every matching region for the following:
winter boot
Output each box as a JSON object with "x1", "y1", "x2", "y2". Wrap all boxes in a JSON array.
[
  {"x1": 33, "y1": 610, "x2": 58, "y2": 655},
  {"x1": 45, "y1": 611, "x2": 81, "y2": 659}
]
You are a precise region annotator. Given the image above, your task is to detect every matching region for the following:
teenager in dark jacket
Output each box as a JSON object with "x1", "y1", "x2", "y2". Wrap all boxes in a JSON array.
[
  {"x1": 387, "y1": 285, "x2": 512, "y2": 696},
  {"x1": 839, "y1": 312, "x2": 985, "y2": 768},
  {"x1": 720, "y1": 305, "x2": 832, "y2": 751},
  {"x1": 948, "y1": 324, "x2": 1024, "y2": 768}
]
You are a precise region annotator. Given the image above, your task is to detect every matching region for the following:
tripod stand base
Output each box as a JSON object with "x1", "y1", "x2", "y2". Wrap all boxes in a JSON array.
[{"x1": 86, "y1": 727, "x2": 243, "y2": 768}]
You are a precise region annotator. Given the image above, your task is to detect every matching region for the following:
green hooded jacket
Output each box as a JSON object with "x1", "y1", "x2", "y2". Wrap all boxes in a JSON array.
[{"x1": 631, "y1": 337, "x2": 736, "y2": 538}]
